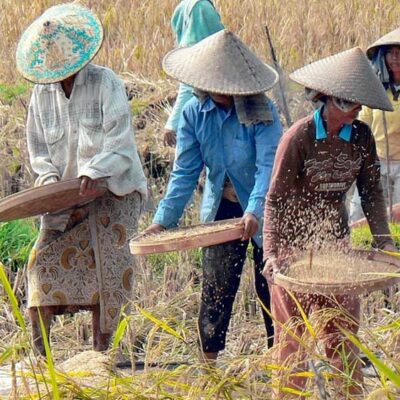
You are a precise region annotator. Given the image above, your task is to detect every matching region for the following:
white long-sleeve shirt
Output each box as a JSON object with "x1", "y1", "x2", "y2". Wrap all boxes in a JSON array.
[
  {"x1": 27, "y1": 63, "x2": 147, "y2": 194},
  {"x1": 26, "y1": 63, "x2": 147, "y2": 230}
]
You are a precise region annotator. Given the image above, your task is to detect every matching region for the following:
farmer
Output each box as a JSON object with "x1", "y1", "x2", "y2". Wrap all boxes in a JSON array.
[
  {"x1": 350, "y1": 28, "x2": 400, "y2": 222},
  {"x1": 144, "y1": 30, "x2": 282, "y2": 362},
  {"x1": 16, "y1": 3, "x2": 147, "y2": 355},
  {"x1": 163, "y1": 0, "x2": 224, "y2": 147},
  {"x1": 263, "y1": 48, "x2": 397, "y2": 398}
]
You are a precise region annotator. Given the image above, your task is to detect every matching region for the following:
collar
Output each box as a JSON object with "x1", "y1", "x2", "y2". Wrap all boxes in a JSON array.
[
  {"x1": 313, "y1": 107, "x2": 352, "y2": 142},
  {"x1": 199, "y1": 96, "x2": 234, "y2": 118},
  {"x1": 36, "y1": 65, "x2": 88, "y2": 93},
  {"x1": 74, "y1": 66, "x2": 88, "y2": 86},
  {"x1": 389, "y1": 83, "x2": 400, "y2": 101},
  {"x1": 199, "y1": 96, "x2": 217, "y2": 112},
  {"x1": 196, "y1": 92, "x2": 272, "y2": 126}
]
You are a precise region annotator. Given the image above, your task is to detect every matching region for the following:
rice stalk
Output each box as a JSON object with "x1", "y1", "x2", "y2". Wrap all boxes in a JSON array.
[
  {"x1": 0, "y1": 262, "x2": 25, "y2": 331},
  {"x1": 344, "y1": 331, "x2": 400, "y2": 387},
  {"x1": 38, "y1": 310, "x2": 60, "y2": 399}
]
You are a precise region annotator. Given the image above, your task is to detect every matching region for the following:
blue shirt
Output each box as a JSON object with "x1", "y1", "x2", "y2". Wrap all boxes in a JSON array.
[
  {"x1": 154, "y1": 96, "x2": 282, "y2": 246},
  {"x1": 314, "y1": 107, "x2": 352, "y2": 141}
]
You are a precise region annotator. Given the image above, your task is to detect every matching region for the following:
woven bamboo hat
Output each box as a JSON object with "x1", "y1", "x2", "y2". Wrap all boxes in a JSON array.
[
  {"x1": 162, "y1": 29, "x2": 279, "y2": 95},
  {"x1": 367, "y1": 28, "x2": 400, "y2": 59},
  {"x1": 290, "y1": 47, "x2": 393, "y2": 111},
  {"x1": 16, "y1": 3, "x2": 103, "y2": 84}
]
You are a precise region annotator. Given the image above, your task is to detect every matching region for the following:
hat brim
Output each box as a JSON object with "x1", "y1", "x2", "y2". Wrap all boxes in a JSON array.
[
  {"x1": 366, "y1": 28, "x2": 400, "y2": 60},
  {"x1": 291, "y1": 75, "x2": 360, "y2": 104},
  {"x1": 16, "y1": 4, "x2": 104, "y2": 84},
  {"x1": 18, "y1": 44, "x2": 103, "y2": 85},
  {"x1": 290, "y1": 47, "x2": 393, "y2": 112},
  {"x1": 162, "y1": 30, "x2": 279, "y2": 96},
  {"x1": 367, "y1": 41, "x2": 400, "y2": 60}
]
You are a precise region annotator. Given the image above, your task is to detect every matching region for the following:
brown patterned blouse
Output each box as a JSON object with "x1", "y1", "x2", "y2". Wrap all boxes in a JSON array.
[{"x1": 263, "y1": 112, "x2": 393, "y2": 261}]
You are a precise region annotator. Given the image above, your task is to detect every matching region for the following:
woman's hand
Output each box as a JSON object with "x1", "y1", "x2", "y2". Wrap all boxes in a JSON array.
[
  {"x1": 79, "y1": 176, "x2": 105, "y2": 197},
  {"x1": 262, "y1": 256, "x2": 279, "y2": 284},
  {"x1": 163, "y1": 129, "x2": 177, "y2": 147},
  {"x1": 382, "y1": 242, "x2": 398, "y2": 252},
  {"x1": 142, "y1": 223, "x2": 166, "y2": 236},
  {"x1": 240, "y1": 213, "x2": 259, "y2": 241}
]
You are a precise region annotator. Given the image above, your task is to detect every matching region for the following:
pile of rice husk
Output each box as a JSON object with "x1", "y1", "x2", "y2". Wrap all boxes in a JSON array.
[
  {"x1": 366, "y1": 383, "x2": 400, "y2": 400},
  {"x1": 136, "y1": 219, "x2": 241, "y2": 244}
]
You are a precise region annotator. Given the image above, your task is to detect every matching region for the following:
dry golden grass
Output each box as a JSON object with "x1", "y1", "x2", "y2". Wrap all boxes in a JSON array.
[{"x1": 1, "y1": 0, "x2": 400, "y2": 82}]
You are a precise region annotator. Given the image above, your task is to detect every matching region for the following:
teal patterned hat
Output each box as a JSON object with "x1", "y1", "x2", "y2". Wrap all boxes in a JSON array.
[{"x1": 16, "y1": 3, "x2": 103, "y2": 84}]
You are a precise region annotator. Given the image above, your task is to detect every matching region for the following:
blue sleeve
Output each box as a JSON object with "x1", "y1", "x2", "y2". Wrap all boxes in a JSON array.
[
  {"x1": 165, "y1": 83, "x2": 194, "y2": 131},
  {"x1": 154, "y1": 102, "x2": 204, "y2": 228},
  {"x1": 245, "y1": 102, "x2": 282, "y2": 220},
  {"x1": 181, "y1": 1, "x2": 224, "y2": 46}
]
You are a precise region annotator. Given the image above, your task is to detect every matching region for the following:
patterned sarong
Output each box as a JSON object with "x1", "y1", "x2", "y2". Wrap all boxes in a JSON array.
[{"x1": 27, "y1": 191, "x2": 141, "y2": 333}]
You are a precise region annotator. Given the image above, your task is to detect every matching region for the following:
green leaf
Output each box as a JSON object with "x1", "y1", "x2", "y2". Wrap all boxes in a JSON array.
[
  {"x1": 112, "y1": 317, "x2": 129, "y2": 349},
  {"x1": 38, "y1": 310, "x2": 60, "y2": 400},
  {"x1": 136, "y1": 305, "x2": 186, "y2": 342},
  {"x1": 345, "y1": 332, "x2": 400, "y2": 387},
  {"x1": 0, "y1": 262, "x2": 25, "y2": 330},
  {"x1": 0, "y1": 348, "x2": 13, "y2": 365},
  {"x1": 374, "y1": 319, "x2": 400, "y2": 333},
  {"x1": 286, "y1": 290, "x2": 316, "y2": 338},
  {"x1": 361, "y1": 272, "x2": 400, "y2": 278}
]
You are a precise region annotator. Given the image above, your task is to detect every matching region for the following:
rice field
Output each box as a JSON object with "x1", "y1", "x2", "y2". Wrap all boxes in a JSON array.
[
  {"x1": 1, "y1": 0, "x2": 400, "y2": 82},
  {"x1": 0, "y1": 0, "x2": 400, "y2": 399}
]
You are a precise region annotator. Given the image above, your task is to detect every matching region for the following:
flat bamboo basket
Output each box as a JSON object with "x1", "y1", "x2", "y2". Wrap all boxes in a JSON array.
[
  {"x1": 130, "y1": 218, "x2": 244, "y2": 255},
  {"x1": 274, "y1": 249, "x2": 400, "y2": 295},
  {"x1": 0, "y1": 179, "x2": 107, "y2": 222}
]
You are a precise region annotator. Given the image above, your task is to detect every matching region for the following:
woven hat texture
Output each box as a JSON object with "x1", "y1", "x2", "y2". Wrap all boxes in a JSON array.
[
  {"x1": 16, "y1": 3, "x2": 103, "y2": 84},
  {"x1": 290, "y1": 47, "x2": 393, "y2": 111},
  {"x1": 367, "y1": 28, "x2": 400, "y2": 59},
  {"x1": 163, "y1": 29, "x2": 278, "y2": 95}
]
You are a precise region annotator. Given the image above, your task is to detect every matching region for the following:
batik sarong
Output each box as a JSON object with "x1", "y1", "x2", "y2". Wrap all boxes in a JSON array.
[{"x1": 27, "y1": 190, "x2": 141, "y2": 333}]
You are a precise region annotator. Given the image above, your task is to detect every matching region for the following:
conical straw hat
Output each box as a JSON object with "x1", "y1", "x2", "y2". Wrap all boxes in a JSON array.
[
  {"x1": 290, "y1": 47, "x2": 393, "y2": 111},
  {"x1": 367, "y1": 28, "x2": 400, "y2": 59},
  {"x1": 162, "y1": 29, "x2": 279, "y2": 95},
  {"x1": 16, "y1": 3, "x2": 103, "y2": 84}
]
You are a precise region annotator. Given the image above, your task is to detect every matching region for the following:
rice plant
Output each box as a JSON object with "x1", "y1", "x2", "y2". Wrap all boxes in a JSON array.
[{"x1": 1, "y1": 1, "x2": 400, "y2": 398}]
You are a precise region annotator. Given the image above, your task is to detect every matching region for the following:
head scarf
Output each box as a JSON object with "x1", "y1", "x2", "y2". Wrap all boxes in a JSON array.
[{"x1": 371, "y1": 47, "x2": 390, "y2": 86}]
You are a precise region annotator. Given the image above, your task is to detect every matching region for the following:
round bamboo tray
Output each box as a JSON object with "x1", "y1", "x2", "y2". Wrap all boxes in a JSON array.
[
  {"x1": 274, "y1": 249, "x2": 400, "y2": 295},
  {"x1": 0, "y1": 178, "x2": 107, "y2": 222},
  {"x1": 130, "y1": 218, "x2": 244, "y2": 255}
]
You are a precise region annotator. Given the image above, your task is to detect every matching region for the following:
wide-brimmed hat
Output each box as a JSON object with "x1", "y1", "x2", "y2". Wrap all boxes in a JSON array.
[
  {"x1": 290, "y1": 47, "x2": 393, "y2": 111},
  {"x1": 367, "y1": 28, "x2": 400, "y2": 60},
  {"x1": 162, "y1": 29, "x2": 279, "y2": 95},
  {"x1": 16, "y1": 3, "x2": 103, "y2": 84}
]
